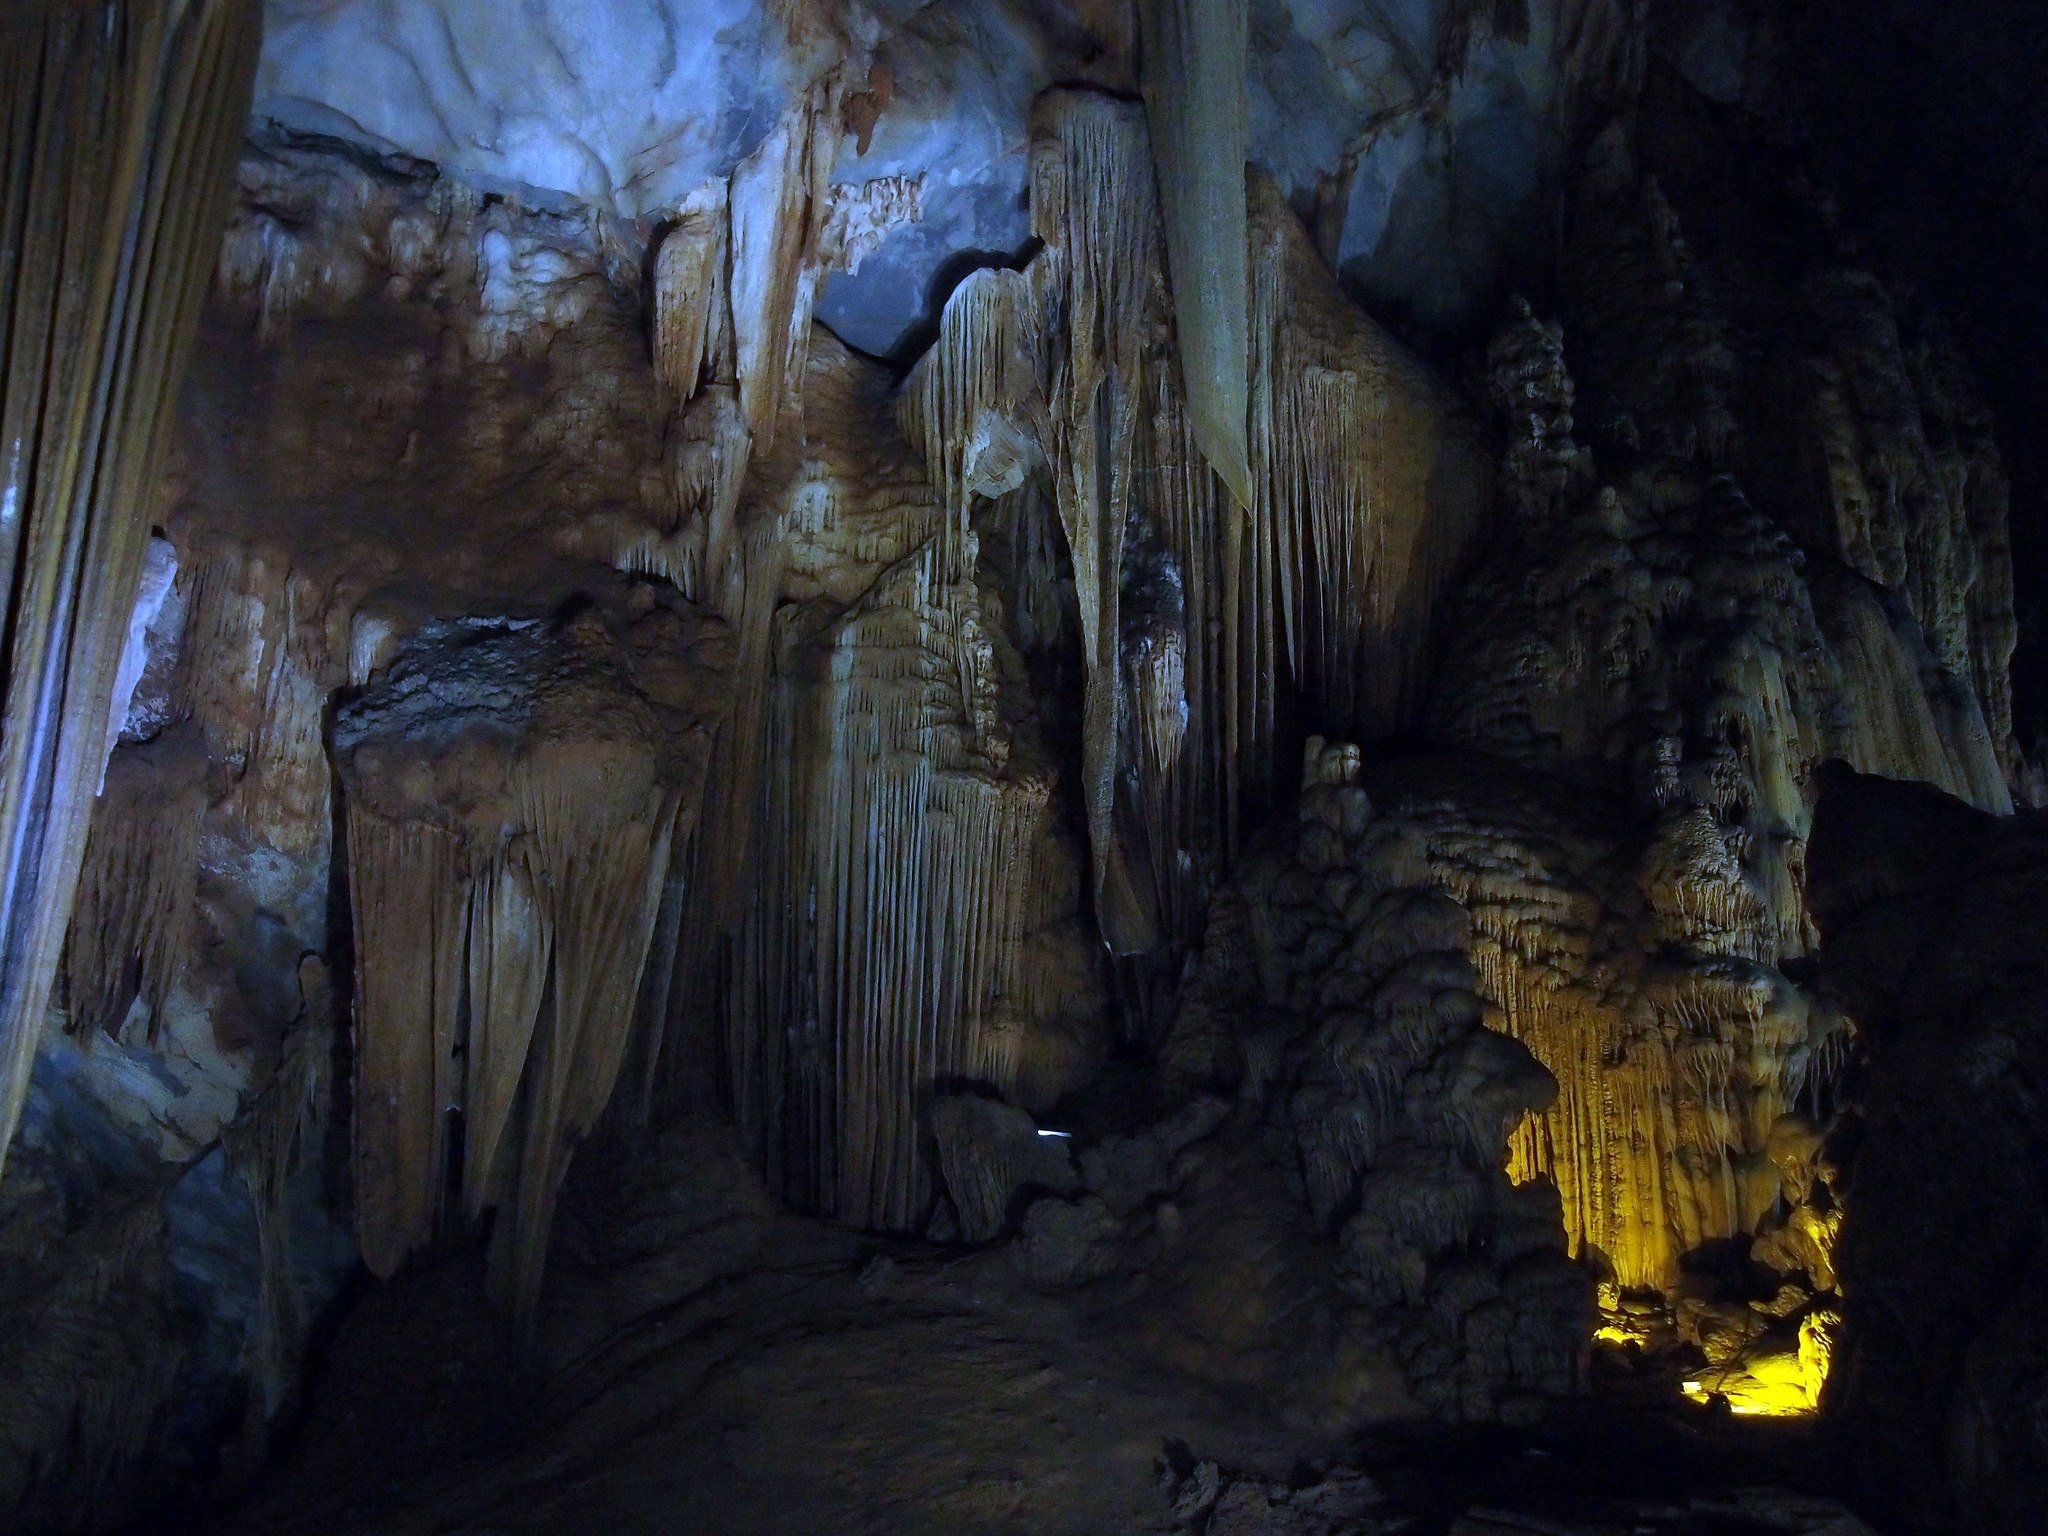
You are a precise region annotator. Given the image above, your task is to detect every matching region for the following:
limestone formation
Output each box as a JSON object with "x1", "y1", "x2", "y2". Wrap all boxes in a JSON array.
[
  {"x1": 3, "y1": 4, "x2": 2045, "y2": 1532},
  {"x1": 0, "y1": 0, "x2": 262, "y2": 1179},
  {"x1": 1139, "y1": 0, "x2": 1253, "y2": 510},
  {"x1": 929, "y1": 742, "x2": 1589, "y2": 1424},
  {"x1": 1153, "y1": 740, "x2": 1591, "y2": 1421},
  {"x1": 901, "y1": 89, "x2": 1489, "y2": 991},
  {"x1": 1413, "y1": 121, "x2": 2016, "y2": 1307},
  {"x1": 332, "y1": 600, "x2": 730, "y2": 1325}
]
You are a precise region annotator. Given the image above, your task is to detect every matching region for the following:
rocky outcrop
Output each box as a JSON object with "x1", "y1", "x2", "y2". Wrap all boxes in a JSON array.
[
  {"x1": 1808, "y1": 763, "x2": 2048, "y2": 1535},
  {"x1": 931, "y1": 742, "x2": 1589, "y2": 1425}
]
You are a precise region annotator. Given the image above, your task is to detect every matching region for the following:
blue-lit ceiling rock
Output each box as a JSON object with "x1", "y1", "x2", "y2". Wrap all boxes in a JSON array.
[
  {"x1": 811, "y1": 0, "x2": 1070, "y2": 358},
  {"x1": 256, "y1": 0, "x2": 805, "y2": 213},
  {"x1": 253, "y1": 0, "x2": 1736, "y2": 348}
]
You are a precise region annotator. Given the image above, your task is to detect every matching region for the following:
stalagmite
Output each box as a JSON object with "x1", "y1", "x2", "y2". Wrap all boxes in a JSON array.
[
  {"x1": 1414, "y1": 124, "x2": 2018, "y2": 1297},
  {"x1": 1145, "y1": 738, "x2": 1591, "y2": 1419},
  {"x1": 0, "y1": 0, "x2": 261, "y2": 1171}
]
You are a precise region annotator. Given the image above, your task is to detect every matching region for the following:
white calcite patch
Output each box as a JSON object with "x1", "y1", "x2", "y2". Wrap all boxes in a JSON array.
[
  {"x1": 103, "y1": 535, "x2": 179, "y2": 787},
  {"x1": 257, "y1": 0, "x2": 801, "y2": 215}
]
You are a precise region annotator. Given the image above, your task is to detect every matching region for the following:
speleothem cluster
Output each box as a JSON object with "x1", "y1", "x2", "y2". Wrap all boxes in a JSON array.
[{"x1": 1, "y1": 3, "x2": 2040, "y2": 1532}]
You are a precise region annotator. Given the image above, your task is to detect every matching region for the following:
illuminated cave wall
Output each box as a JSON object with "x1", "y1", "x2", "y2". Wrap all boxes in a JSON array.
[{"x1": 0, "y1": 0, "x2": 2036, "y2": 1526}]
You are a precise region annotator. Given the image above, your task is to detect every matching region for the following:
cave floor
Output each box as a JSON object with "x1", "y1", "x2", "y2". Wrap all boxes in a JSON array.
[{"x1": 205, "y1": 1124, "x2": 1880, "y2": 1536}]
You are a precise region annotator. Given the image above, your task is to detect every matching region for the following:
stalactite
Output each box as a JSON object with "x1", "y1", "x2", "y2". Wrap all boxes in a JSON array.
[
  {"x1": 898, "y1": 90, "x2": 1489, "y2": 1001},
  {"x1": 1029, "y1": 90, "x2": 1156, "y2": 954},
  {"x1": 333, "y1": 607, "x2": 728, "y2": 1328},
  {"x1": 1130, "y1": 356, "x2": 1235, "y2": 930},
  {"x1": 342, "y1": 814, "x2": 466, "y2": 1281},
  {"x1": 503, "y1": 773, "x2": 682, "y2": 1304},
  {"x1": 653, "y1": 183, "x2": 729, "y2": 405},
  {"x1": 649, "y1": 328, "x2": 1058, "y2": 1231},
  {"x1": 1365, "y1": 756, "x2": 1853, "y2": 1292},
  {"x1": 460, "y1": 843, "x2": 549, "y2": 1219},
  {"x1": 1811, "y1": 568, "x2": 2011, "y2": 814},
  {"x1": 728, "y1": 84, "x2": 839, "y2": 452},
  {"x1": 0, "y1": 0, "x2": 261, "y2": 1171},
  {"x1": 1246, "y1": 177, "x2": 1492, "y2": 744},
  {"x1": 1139, "y1": 0, "x2": 1253, "y2": 510},
  {"x1": 895, "y1": 266, "x2": 1039, "y2": 579},
  {"x1": 745, "y1": 570, "x2": 1050, "y2": 1226},
  {"x1": 1798, "y1": 269, "x2": 2010, "y2": 730},
  {"x1": 63, "y1": 727, "x2": 206, "y2": 1038}
]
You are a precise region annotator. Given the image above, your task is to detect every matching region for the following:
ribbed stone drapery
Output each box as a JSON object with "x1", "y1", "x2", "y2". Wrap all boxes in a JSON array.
[{"x1": 0, "y1": 0, "x2": 262, "y2": 1172}]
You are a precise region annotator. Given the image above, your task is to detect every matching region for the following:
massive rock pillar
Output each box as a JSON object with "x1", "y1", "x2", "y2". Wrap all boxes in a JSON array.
[{"x1": 0, "y1": 0, "x2": 261, "y2": 1172}]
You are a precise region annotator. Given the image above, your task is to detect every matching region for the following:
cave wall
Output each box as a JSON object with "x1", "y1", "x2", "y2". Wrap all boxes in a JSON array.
[
  {"x1": 1403, "y1": 110, "x2": 2016, "y2": 1295},
  {"x1": 0, "y1": 0, "x2": 2039, "y2": 1528},
  {"x1": 1808, "y1": 766, "x2": 2048, "y2": 1536}
]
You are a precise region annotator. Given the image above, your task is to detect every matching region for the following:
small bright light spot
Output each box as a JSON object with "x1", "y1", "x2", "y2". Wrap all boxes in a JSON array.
[{"x1": 1035, "y1": 1129, "x2": 1071, "y2": 1138}]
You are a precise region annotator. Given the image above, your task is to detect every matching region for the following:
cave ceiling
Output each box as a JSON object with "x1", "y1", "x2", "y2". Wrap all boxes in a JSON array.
[{"x1": 254, "y1": 0, "x2": 1756, "y2": 349}]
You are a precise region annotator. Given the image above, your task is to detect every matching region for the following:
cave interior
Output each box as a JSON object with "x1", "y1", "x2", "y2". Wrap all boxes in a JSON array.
[{"x1": 2, "y1": 3, "x2": 2046, "y2": 1534}]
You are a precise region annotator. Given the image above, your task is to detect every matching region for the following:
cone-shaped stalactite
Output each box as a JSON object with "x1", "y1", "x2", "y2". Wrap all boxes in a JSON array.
[
  {"x1": 1140, "y1": 0, "x2": 1252, "y2": 512},
  {"x1": 0, "y1": 0, "x2": 261, "y2": 1171},
  {"x1": 1028, "y1": 91, "x2": 1156, "y2": 956}
]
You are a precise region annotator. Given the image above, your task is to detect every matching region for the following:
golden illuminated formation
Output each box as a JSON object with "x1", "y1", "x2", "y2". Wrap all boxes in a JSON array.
[{"x1": 1681, "y1": 1309, "x2": 1837, "y2": 1418}]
